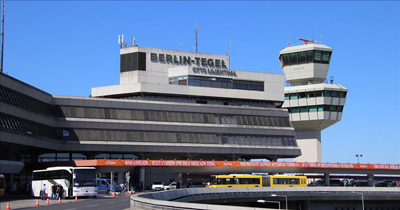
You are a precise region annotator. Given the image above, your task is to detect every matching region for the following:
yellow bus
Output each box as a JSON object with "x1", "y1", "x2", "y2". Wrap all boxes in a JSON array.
[
  {"x1": 209, "y1": 174, "x2": 262, "y2": 188},
  {"x1": 265, "y1": 175, "x2": 307, "y2": 187},
  {"x1": 208, "y1": 174, "x2": 307, "y2": 188},
  {"x1": 0, "y1": 174, "x2": 5, "y2": 196}
]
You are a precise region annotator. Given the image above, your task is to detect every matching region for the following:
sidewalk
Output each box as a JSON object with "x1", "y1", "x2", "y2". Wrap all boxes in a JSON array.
[{"x1": 0, "y1": 195, "x2": 82, "y2": 210}]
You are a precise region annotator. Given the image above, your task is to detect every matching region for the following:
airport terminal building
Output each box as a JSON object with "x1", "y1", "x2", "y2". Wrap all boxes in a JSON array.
[{"x1": 0, "y1": 45, "x2": 303, "y2": 190}]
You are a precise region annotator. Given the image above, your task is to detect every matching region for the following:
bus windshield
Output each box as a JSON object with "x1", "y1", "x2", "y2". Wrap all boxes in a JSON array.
[{"x1": 74, "y1": 169, "x2": 96, "y2": 187}]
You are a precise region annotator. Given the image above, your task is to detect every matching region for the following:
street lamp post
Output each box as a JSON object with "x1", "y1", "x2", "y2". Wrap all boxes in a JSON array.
[
  {"x1": 271, "y1": 194, "x2": 288, "y2": 210},
  {"x1": 352, "y1": 192, "x2": 365, "y2": 210},
  {"x1": 257, "y1": 200, "x2": 281, "y2": 209},
  {"x1": 355, "y1": 154, "x2": 363, "y2": 163}
]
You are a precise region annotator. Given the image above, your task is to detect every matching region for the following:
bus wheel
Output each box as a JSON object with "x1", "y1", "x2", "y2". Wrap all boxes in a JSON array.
[
  {"x1": 255, "y1": 186, "x2": 259, "y2": 187},
  {"x1": 106, "y1": 190, "x2": 110, "y2": 195},
  {"x1": 228, "y1": 186, "x2": 232, "y2": 187}
]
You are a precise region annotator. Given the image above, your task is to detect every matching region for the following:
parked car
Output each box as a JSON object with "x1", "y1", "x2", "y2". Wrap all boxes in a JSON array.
[
  {"x1": 96, "y1": 178, "x2": 122, "y2": 194},
  {"x1": 375, "y1": 181, "x2": 396, "y2": 187},
  {"x1": 308, "y1": 180, "x2": 325, "y2": 186},
  {"x1": 163, "y1": 182, "x2": 177, "y2": 190},
  {"x1": 350, "y1": 180, "x2": 369, "y2": 187},
  {"x1": 152, "y1": 182, "x2": 164, "y2": 191}
]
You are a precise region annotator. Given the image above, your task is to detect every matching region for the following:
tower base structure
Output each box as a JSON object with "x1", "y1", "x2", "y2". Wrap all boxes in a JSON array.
[{"x1": 293, "y1": 131, "x2": 322, "y2": 162}]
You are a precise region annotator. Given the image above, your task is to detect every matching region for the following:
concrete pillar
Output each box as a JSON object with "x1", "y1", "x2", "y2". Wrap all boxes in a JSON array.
[
  {"x1": 177, "y1": 173, "x2": 182, "y2": 188},
  {"x1": 294, "y1": 131, "x2": 322, "y2": 162},
  {"x1": 118, "y1": 172, "x2": 124, "y2": 185},
  {"x1": 367, "y1": 174, "x2": 374, "y2": 186},
  {"x1": 139, "y1": 167, "x2": 145, "y2": 190},
  {"x1": 324, "y1": 173, "x2": 330, "y2": 186}
]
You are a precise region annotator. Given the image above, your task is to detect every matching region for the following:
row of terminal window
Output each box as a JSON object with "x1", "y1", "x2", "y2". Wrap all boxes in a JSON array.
[
  {"x1": 121, "y1": 95, "x2": 274, "y2": 108},
  {"x1": 284, "y1": 90, "x2": 347, "y2": 100},
  {"x1": 0, "y1": 86, "x2": 53, "y2": 116},
  {"x1": 0, "y1": 113, "x2": 56, "y2": 139},
  {"x1": 279, "y1": 50, "x2": 332, "y2": 67},
  {"x1": 34, "y1": 153, "x2": 137, "y2": 162},
  {"x1": 58, "y1": 106, "x2": 291, "y2": 127},
  {"x1": 66, "y1": 128, "x2": 297, "y2": 147},
  {"x1": 169, "y1": 76, "x2": 264, "y2": 91},
  {"x1": 287, "y1": 105, "x2": 344, "y2": 113},
  {"x1": 0, "y1": 113, "x2": 295, "y2": 144}
]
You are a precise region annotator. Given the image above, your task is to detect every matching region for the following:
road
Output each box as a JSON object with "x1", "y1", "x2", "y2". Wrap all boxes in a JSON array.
[{"x1": 10, "y1": 195, "x2": 130, "y2": 210}]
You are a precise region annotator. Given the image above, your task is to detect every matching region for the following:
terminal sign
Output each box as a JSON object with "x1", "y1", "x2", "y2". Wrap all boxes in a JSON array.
[
  {"x1": 150, "y1": 53, "x2": 228, "y2": 68},
  {"x1": 192, "y1": 67, "x2": 237, "y2": 77}
]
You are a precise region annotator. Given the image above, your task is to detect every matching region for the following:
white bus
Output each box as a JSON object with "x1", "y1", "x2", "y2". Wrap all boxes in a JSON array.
[{"x1": 32, "y1": 167, "x2": 97, "y2": 198}]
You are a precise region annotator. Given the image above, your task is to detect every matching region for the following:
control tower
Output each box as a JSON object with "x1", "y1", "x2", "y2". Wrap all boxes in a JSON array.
[{"x1": 279, "y1": 39, "x2": 348, "y2": 162}]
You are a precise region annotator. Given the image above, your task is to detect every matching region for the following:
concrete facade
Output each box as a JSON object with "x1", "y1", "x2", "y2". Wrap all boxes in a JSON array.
[{"x1": 0, "y1": 45, "x2": 301, "y2": 189}]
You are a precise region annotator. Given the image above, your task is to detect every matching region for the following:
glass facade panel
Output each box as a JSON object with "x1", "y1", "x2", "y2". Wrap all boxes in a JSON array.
[
  {"x1": 300, "y1": 107, "x2": 308, "y2": 113},
  {"x1": 284, "y1": 94, "x2": 289, "y2": 100},
  {"x1": 282, "y1": 54, "x2": 290, "y2": 65},
  {"x1": 324, "y1": 90, "x2": 331, "y2": 97},
  {"x1": 306, "y1": 51, "x2": 313, "y2": 62},
  {"x1": 289, "y1": 93, "x2": 298, "y2": 99},
  {"x1": 291, "y1": 107, "x2": 299, "y2": 113},
  {"x1": 331, "y1": 91, "x2": 339, "y2": 97},
  {"x1": 317, "y1": 106, "x2": 324, "y2": 111},
  {"x1": 314, "y1": 51, "x2": 322, "y2": 62},
  {"x1": 315, "y1": 91, "x2": 323, "y2": 97},
  {"x1": 309, "y1": 106, "x2": 317, "y2": 112},
  {"x1": 289, "y1": 53, "x2": 298, "y2": 64},
  {"x1": 322, "y1": 51, "x2": 331, "y2": 63},
  {"x1": 297, "y1": 52, "x2": 306, "y2": 63},
  {"x1": 339, "y1": 92, "x2": 347, "y2": 98}
]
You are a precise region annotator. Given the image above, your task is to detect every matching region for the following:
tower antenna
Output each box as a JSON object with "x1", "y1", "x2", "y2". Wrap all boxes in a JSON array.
[
  {"x1": 0, "y1": 0, "x2": 5, "y2": 73},
  {"x1": 179, "y1": 39, "x2": 182, "y2": 51},
  {"x1": 226, "y1": 39, "x2": 231, "y2": 55},
  {"x1": 287, "y1": 28, "x2": 290, "y2": 46},
  {"x1": 194, "y1": 22, "x2": 198, "y2": 53}
]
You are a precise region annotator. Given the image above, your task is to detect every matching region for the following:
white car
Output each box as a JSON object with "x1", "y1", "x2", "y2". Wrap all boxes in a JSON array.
[
  {"x1": 163, "y1": 182, "x2": 177, "y2": 190},
  {"x1": 151, "y1": 182, "x2": 164, "y2": 191}
]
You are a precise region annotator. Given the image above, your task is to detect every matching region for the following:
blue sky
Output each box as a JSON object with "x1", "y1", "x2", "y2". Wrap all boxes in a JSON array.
[{"x1": 3, "y1": 1, "x2": 399, "y2": 164}]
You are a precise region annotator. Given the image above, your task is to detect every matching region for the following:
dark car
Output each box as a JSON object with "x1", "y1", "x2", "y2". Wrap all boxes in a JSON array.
[
  {"x1": 375, "y1": 181, "x2": 395, "y2": 187},
  {"x1": 351, "y1": 180, "x2": 369, "y2": 187},
  {"x1": 308, "y1": 180, "x2": 325, "y2": 186}
]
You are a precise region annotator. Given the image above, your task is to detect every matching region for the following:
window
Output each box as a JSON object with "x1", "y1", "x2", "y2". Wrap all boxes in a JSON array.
[
  {"x1": 339, "y1": 92, "x2": 347, "y2": 98},
  {"x1": 314, "y1": 51, "x2": 322, "y2": 63},
  {"x1": 290, "y1": 53, "x2": 298, "y2": 64},
  {"x1": 289, "y1": 93, "x2": 298, "y2": 100},
  {"x1": 306, "y1": 51, "x2": 313, "y2": 62},
  {"x1": 309, "y1": 106, "x2": 317, "y2": 112},
  {"x1": 330, "y1": 105, "x2": 338, "y2": 112},
  {"x1": 297, "y1": 52, "x2": 306, "y2": 63},
  {"x1": 298, "y1": 92, "x2": 306, "y2": 98},
  {"x1": 291, "y1": 107, "x2": 299, "y2": 113},
  {"x1": 315, "y1": 91, "x2": 323, "y2": 97},
  {"x1": 300, "y1": 107, "x2": 308, "y2": 113},
  {"x1": 322, "y1": 51, "x2": 331, "y2": 63},
  {"x1": 323, "y1": 90, "x2": 331, "y2": 97},
  {"x1": 331, "y1": 91, "x2": 339, "y2": 97},
  {"x1": 307, "y1": 91, "x2": 315, "y2": 98},
  {"x1": 62, "y1": 129, "x2": 70, "y2": 140},
  {"x1": 284, "y1": 94, "x2": 289, "y2": 100},
  {"x1": 282, "y1": 54, "x2": 290, "y2": 66},
  {"x1": 317, "y1": 106, "x2": 324, "y2": 111}
]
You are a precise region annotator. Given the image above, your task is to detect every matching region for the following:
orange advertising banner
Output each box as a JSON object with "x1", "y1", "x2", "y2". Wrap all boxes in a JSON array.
[{"x1": 74, "y1": 159, "x2": 400, "y2": 170}]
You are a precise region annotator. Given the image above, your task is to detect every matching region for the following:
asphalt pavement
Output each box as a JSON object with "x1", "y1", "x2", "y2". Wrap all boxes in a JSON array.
[{"x1": 0, "y1": 195, "x2": 130, "y2": 210}]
